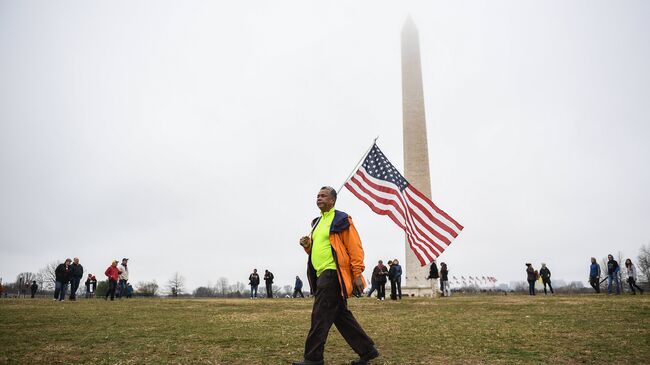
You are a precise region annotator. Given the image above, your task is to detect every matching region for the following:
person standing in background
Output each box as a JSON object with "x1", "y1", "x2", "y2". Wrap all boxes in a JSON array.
[
  {"x1": 249, "y1": 269, "x2": 260, "y2": 299},
  {"x1": 440, "y1": 262, "x2": 450, "y2": 297},
  {"x1": 539, "y1": 263, "x2": 554, "y2": 295},
  {"x1": 526, "y1": 263, "x2": 536, "y2": 296},
  {"x1": 54, "y1": 258, "x2": 72, "y2": 301},
  {"x1": 104, "y1": 260, "x2": 121, "y2": 301},
  {"x1": 427, "y1": 259, "x2": 440, "y2": 299},
  {"x1": 607, "y1": 254, "x2": 621, "y2": 295},
  {"x1": 589, "y1": 257, "x2": 601, "y2": 293},
  {"x1": 69, "y1": 257, "x2": 83, "y2": 301},
  {"x1": 624, "y1": 259, "x2": 644, "y2": 295},
  {"x1": 264, "y1": 270, "x2": 274, "y2": 298},
  {"x1": 118, "y1": 258, "x2": 129, "y2": 298}
]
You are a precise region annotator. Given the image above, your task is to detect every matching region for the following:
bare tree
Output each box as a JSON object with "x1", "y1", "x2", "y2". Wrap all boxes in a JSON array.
[
  {"x1": 193, "y1": 286, "x2": 215, "y2": 297},
  {"x1": 217, "y1": 277, "x2": 229, "y2": 296},
  {"x1": 136, "y1": 280, "x2": 159, "y2": 297},
  {"x1": 167, "y1": 272, "x2": 185, "y2": 297},
  {"x1": 637, "y1": 244, "x2": 650, "y2": 284},
  {"x1": 229, "y1": 281, "x2": 245, "y2": 297},
  {"x1": 282, "y1": 285, "x2": 292, "y2": 297},
  {"x1": 15, "y1": 272, "x2": 38, "y2": 296},
  {"x1": 38, "y1": 262, "x2": 58, "y2": 291}
]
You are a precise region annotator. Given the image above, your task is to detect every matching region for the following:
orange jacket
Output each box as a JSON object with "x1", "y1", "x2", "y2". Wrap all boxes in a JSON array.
[{"x1": 304, "y1": 210, "x2": 366, "y2": 298}]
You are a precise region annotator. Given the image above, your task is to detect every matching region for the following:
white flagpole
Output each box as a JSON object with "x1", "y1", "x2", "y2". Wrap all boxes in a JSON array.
[
  {"x1": 301, "y1": 137, "x2": 379, "y2": 241},
  {"x1": 337, "y1": 136, "x2": 379, "y2": 194}
]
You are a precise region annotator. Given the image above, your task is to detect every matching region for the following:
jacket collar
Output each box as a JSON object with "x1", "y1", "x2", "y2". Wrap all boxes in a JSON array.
[{"x1": 311, "y1": 209, "x2": 350, "y2": 233}]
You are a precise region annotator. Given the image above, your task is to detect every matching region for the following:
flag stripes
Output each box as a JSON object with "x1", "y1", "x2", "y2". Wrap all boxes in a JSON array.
[{"x1": 343, "y1": 143, "x2": 463, "y2": 266}]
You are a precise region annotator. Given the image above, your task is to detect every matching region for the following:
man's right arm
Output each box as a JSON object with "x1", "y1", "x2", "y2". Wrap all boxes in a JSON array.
[{"x1": 299, "y1": 236, "x2": 312, "y2": 253}]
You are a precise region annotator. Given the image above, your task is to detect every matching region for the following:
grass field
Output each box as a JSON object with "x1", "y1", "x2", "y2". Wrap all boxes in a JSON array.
[{"x1": 1, "y1": 294, "x2": 649, "y2": 364}]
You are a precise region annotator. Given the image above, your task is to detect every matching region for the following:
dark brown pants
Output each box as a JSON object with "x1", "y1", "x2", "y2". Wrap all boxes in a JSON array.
[{"x1": 304, "y1": 270, "x2": 374, "y2": 361}]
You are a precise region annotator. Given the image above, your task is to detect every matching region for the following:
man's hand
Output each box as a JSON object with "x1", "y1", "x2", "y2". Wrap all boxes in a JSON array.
[
  {"x1": 299, "y1": 236, "x2": 312, "y2": 249},
  {"x1": 353, "y1": 276, "x2": 365, "y2": 294}
]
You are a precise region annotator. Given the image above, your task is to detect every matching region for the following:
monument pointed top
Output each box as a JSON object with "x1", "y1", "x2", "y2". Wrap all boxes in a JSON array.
[{"x1": 402, "y1": 15, "x2": 418, "y2": 34}]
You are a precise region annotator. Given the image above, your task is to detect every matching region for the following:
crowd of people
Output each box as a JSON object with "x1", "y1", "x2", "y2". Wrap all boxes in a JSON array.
[
  {"x1": 525, "y1": 255, "x2": 644, "y2": 296},
  {"x1": 45, "y1": 257, "x2": 131, "y2": 301}
]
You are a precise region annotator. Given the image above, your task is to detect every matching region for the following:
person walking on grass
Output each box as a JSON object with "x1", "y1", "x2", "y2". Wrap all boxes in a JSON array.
[
  {"x1": 54, "y1": 258, "x2": 72, "y2": 301},
  {"x1": 69, "y1": 257, "x2": 83, "y2": 301},
  {"x1": 371, "y1": 260, "x2": 388, "y2": 301},
  {"x1": 607, "y1": 254, "x2": 621, "y2": 295},
  {"x1": 624, "y1": 259, "x2": 644, "y2": 295},
  {"x1": 526, "y1": 263, "x2": 536, "y2": 296},
  {"x1": 589, "y1": 257, "x2": 601, "y2": 293},
  {"x1": 249, "y1": 269, "x2": 260, "y2": 299},
  {"x1": 440, "y1": 262, "x2": 450, "y2": 297},
  {"x1": 427, "y1": 258, "x2": 441, "y2": 298},
  {"x1": 539, "y1": 263, "x2": 554, "y2": 295},
  {"x1": 294, "y1": 276, "x2": 305, "y2": 298},
  {"x1": 292, "y1": 186, "x2": 378, "y2": 365},
  {"x1": 264, "y1": 270, "x2": 274, "y2": 298},
  {"x1": 104, "y1": 260, "x2": 121, "y2": 301}
]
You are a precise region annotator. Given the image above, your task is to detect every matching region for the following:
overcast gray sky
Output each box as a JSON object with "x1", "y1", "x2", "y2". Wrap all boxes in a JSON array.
[{"x1": 1, "y1": 1, "x2": 649, "y2": 292}]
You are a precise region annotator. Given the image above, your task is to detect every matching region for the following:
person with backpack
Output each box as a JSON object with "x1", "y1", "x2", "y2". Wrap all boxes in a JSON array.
[
  {"x1": 539, "y1": 263, "x2": 554, "y2": 295},
  {"x1": 264, "y1": 270, "x2": 274, "y2": 298},
  {"x1": 526, "y1": 263, "x2": 536, "y2": 296}
]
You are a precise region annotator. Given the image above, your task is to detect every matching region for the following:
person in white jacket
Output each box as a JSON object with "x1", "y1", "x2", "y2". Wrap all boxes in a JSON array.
[
  {"x1": 624, "y1": 259, "x2": 644, "y2": 295},
  {"x1": 118, "y1": 258, "x2": 129, "y2": 298}
]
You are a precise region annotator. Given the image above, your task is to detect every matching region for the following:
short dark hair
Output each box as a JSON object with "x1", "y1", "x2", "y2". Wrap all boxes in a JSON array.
[{"x1": 320, "y1": 186, "x2": 337, "y2": 202}]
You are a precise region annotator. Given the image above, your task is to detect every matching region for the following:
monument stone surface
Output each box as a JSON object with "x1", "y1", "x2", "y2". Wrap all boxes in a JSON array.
[{"x1": 401, "y1": 17, "x2": 434, "y2": 296}]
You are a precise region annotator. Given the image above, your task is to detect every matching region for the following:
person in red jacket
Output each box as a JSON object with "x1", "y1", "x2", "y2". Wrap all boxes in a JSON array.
[{"x1": 104, "y1": 260, "x2": 122, "y2": 301}]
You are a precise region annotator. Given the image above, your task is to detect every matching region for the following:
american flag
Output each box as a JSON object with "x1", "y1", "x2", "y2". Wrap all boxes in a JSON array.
[{"x1": 344, "y1": 143, "x2": 463, "y2": 266}]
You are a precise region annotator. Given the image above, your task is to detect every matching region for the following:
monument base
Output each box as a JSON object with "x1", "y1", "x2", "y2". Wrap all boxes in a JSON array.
[{"x1": 401, "y1": 286, "x2": 434, "y2": 297}]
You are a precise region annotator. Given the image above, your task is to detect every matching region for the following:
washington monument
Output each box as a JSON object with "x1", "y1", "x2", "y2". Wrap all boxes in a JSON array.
[{"x1": 401, "y1": 17, "x2": 433, "y2": 295}]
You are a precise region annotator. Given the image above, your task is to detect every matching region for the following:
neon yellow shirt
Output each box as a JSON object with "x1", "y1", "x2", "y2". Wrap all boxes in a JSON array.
[{"x1": 311, "y1": 207, "x2": 337, "y2": 277}]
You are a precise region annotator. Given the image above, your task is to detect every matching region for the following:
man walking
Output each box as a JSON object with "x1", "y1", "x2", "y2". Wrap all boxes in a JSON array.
[
  {"x1": 606, "y1": 254, "x2": 621, "y2": 295},
  {"x1": 54, "y1": 258, "x2": 72, "y2": 301},
  {"x1": 539, "y1": 263, "x2": 554, "y2": 295},
  {"x1": 427, "y1": 259, "x2": 440, "y2": 298},
  {"x1": 589, "y1": 257, "x2": 601, "y2": 293},
  {"x1": 294, "y1": 276, "x2": 305, "y2": 298},
  {"x1": 264, "y1": 270, "x2": 274, "y2": 298},
  {"x1": 118, "y1": 258, "x2": 129, "y2": 298},
  {"x1": 292, "y1": 186, "x2": 377, "y2": 365},
  {"x1": 249, "y1": 269, "x2": 260, "y2": 299},
  {"x1": 69, "y1": 257, "x2": 84, "y2": 301}
]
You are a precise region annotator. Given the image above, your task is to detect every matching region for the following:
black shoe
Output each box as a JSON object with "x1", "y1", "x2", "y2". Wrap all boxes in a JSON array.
[
  {"x1": 351, "y1": 347, "x2": 379, "y2": 365},
  {"x1": 291, "y1": 359, "x2": 324, "y2": 365}
]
